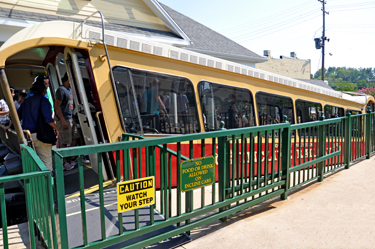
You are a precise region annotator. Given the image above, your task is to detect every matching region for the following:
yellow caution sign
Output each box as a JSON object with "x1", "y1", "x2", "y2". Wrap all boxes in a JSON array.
[{"x1": 117, "y1": 176, "x2": 155, "y2": 213}]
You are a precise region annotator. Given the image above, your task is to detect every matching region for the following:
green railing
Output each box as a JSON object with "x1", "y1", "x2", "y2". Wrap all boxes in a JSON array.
[
  {"x1": 287, "y1": 116, "x2": 345, "y2": 190},
  {"x1": 349, "y1": 113, "x2": 367, "y2": 162},
  {"x1": 51, "y1": 122, "x2": 291, "y2": 248},
  {"x1": 2, "y1": 109, "x2": 375, "y2": 249},
  {"x1": 0, "y1": 144, "x2": 56, "y2": 249},
  {"x1": 371, "y1": 113, "x2": 375, "y2": 154}
]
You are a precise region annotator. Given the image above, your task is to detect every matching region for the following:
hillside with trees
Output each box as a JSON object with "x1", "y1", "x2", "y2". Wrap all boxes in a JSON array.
[{"x1": 312, "y1": 67, "x2": 375, "y2": 92}]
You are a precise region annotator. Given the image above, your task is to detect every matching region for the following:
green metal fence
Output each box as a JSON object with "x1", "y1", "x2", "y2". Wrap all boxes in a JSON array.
[
  {"x1": 371, "y1": 112, "x2": 375, "y2": 154},
  {"x1": 2, "y1": 110, "x2": 375, "y2": 248},
  {"x1": 52, "y1": 122, "x2": 292, "y2": 248},
  {"x1": 287, "y1": 116, "x2": 344, "y2": 190},
  {"x1": 0, "y1": 144, "x2": 56, "y2": 249}
]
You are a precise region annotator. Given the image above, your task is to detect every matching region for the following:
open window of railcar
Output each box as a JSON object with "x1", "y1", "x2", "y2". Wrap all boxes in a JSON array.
[
  {"x1": 295, "y1": 99, "x2": 322, "y2": 137},
  {"x1": 324, "y1": 105, "x2": 344, "y2": 119},
  {"x1": 256, "y1": 92, "x2": 294, "y2": 125},
  {"x1": 112, "y1": 67, "x2": 200, "y2": 135},
  {"x1": 367, "y1": 102, "x2": 375, "y2": 112},
  {"x1": 46, "y1": 63, "x2": 60, "y2": 95},
  {"x1": 350, "y1": 110, "x2": 361, "y2": 115},
  {"x1": 295, "y1": 99, "x2": 322, "y2": 123},
  {"x1": 198, "y1": 81, "x2": 255, "y2": 131}
]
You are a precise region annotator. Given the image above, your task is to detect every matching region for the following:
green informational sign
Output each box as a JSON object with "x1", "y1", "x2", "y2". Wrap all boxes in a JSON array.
[{"x1": 181, "y1": 156, "x2": 215, "y2": 192}]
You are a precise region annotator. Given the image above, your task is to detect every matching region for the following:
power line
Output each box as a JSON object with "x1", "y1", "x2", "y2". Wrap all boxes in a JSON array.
[
  {"x1": 233, "y1": 12, "x2": 321, "y2": 42},
  {"x1": 328, "y1": 6, "x2": 375, "y2": 12},
  {"x1": 230, "y1": 8, "x2": 319, "y2": 40},
  {"x1": 266, "y1": 31, "x2": 316, "y2": 49},
  {"x1": 220, "y1": 0, "x2": 317, "y2": 34},
  {"x1": 224, "y1": 7, "x2": 318, "y2": 37},
  {"x1": 328, "y1": 24, "x2": 375, "y2": 28},
  {"x1": 220, "y1": 0, "x2": 374, "y2": 40},
  {"x1": 327, "y1": 1, "x2": 375, "y2": 9},
  {"x1": 317, "y1": 52, "x2": 322, "y2": 73},
  {"x1": 220, "y1": 0, "x2": 315, "y2": 33},
  {"x1": 329, "y1": 30, "x2": 375, "y2": 34},
  {"x1": 327, "y1": 1, "x2": 375, "y2": 12},
  {"x1": 313, "y1": 26, "x2": 323, "y2": 38}
]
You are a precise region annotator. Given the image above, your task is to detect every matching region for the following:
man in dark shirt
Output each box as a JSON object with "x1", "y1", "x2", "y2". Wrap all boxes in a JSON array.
[
  {"x1": 7, "y1": 78, "x2": 59, "y2": 171},
  {"x1": 54, "y1": 73, "x2": 79, "y2": 170}
]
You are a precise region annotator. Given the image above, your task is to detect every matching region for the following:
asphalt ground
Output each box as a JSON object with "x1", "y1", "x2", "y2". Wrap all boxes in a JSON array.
[{"x1": 177, "y1": 156, "x2": 375, "y2": 249}]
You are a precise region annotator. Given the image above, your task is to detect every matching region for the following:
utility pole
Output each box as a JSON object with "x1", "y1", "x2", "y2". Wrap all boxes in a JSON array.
[{"x1": 318, "y1": 0, "x2": 329, "y2": 81}]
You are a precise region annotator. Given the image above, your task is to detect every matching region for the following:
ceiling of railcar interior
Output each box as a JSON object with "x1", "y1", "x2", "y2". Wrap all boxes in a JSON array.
[{"x1": 5, "y1": 47, "x2": 49, "y2": 66}]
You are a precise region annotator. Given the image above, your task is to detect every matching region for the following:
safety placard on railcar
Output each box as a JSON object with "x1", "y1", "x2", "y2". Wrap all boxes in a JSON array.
[
  {"x1": 181, "y1": 156, "x2": 215, "y2": 192},
  {"x1": 117, "y1": 176, "x2": 155, "y2": 212}
]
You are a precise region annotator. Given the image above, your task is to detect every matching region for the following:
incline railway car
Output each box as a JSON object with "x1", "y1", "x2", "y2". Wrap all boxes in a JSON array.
[{"x1": 0, "y1": 20, "x2": 373, "y2": 189}]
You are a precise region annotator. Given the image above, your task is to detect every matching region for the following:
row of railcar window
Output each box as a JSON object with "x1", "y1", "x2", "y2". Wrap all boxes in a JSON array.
[{"x1": 113, "y1": 67, "x2": 361, "y2": 135}]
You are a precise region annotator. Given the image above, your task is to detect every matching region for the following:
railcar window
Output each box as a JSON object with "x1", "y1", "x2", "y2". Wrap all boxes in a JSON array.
[
  {"x1": 46, "y1": 63, "x2": 60, "y2": 94},
  {"x1": 295, "y1": 99, "x2": 322, "y2": 123},
  {"x1": 56, "y1": 53, "x2": 67, "y2": 86},
  {"x1": 198, "y1": 81, "x2": 255, "y2": 131},
  {"x1": 367, "y1": 102, "x2": 375, "y2": 112},
  {"x1": 324, "y1": 105, "x2": 344, "y2": 119},
  {"x1": 351, "y1": 110, "x2": 361, "y2": 115},
  {"x1": 113, "y1": 67, "x2": 199, "y2": 135},
  {"x1": 256, "y1": 92, "x2": 294, "y2": 125}
]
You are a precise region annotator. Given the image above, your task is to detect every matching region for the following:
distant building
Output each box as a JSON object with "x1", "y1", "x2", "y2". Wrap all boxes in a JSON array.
[{"x1": 256, "y1": 51, "x2": 311, "y2": 79}]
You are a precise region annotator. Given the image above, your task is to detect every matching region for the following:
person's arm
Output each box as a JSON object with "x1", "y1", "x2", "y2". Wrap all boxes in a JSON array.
[
  {"x1": 48, "y1": 122, "x2": 60, "y2": 140},
  {"x1": 54, "y1": 99, "x2": 68, "y2": 129},
  {"x1": 155, "y1": 93, "x2": 167, "y2": 114},
  {"x1": 232, "y1": 103, "x2": 239, "y2": 113},
  {"x1": 0, "y1": 109, "x2": 9, "y2": 115},
  {"x1": 4, "y1": 120, "x2": 12, "y2": 131},
  {"x1": 41, "y1": 99, "x2": 59, "y2": 139},
  {"x1": 5, "y1": 102, "x2": 21, "y2": 130},
  {"x1": 184, "y1": 96, "x2": 189, "y2": 113},
  {"x1": 0, "y1": 102, "x2": 9, "y2": 115}
]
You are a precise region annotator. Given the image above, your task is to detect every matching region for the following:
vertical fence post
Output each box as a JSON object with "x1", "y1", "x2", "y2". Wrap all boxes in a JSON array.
[
  {"x1": 345, "y1": 109, "x2": 352, "y2": 169},
  {"x1": 218, "y1": 122, "x2": 228, "y2": 221},
  {"x1": 366, "y1": 106, "x2": 372, "y2": 159},
  {"x1": 281, "y1": 116, "x2": 291, "y2": 200},
  {"x1": 24, "y1": 178, "x2": 36, "y2": 249},
  {"x1": 52, "y1": 150, "x2": 69, "y2": 249},
  {"x1": 0, "y1": 183, "x2": 8, "y2": 249},
  {"x1": 317, "y1": 112, "x2": 326, "y2": 182}
]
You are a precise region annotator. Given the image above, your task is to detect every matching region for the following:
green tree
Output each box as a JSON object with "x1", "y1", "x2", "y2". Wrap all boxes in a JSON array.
[
  {"x1": 335, "y1": 82, "x2": 358, "y2": 92},
  {"x1": 312, "y1": 67, "x2": 375, "y2": 89}
]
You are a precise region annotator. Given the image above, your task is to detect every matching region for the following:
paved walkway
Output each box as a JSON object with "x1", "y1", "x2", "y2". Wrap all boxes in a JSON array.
[{"x1": 178, "y1": 157, "x2": 375, "y2": 249}]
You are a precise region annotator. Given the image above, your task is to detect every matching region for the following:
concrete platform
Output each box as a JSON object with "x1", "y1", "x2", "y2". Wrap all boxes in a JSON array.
[
  {"x1": 177, "y1": 157, "x2": 375, "y2": 249},
  {"x1": 0, "y1": 223, "x2": 43, "y2": 249}
]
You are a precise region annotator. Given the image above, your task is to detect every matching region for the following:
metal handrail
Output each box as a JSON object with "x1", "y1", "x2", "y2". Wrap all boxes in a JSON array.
[
  {"x1": 80, "y1": 11, "x2": 126, "y2": 134},
  {"x1": 95, "y1": 111, "x2": 115, "y2": 179}
]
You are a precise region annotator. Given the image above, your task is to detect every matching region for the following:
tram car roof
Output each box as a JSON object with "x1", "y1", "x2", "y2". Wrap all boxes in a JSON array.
[{"x1": 0, "y1": 20, "x2": 372, "y2": 105}]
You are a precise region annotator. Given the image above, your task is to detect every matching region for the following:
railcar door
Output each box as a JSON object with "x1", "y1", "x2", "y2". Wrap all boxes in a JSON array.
[
  {"x1": 46, "y1": 63, "x2": 60, "y2": 95},
  {"x1": 63, "y1": 47, "x2": 108, "y2": 181}
]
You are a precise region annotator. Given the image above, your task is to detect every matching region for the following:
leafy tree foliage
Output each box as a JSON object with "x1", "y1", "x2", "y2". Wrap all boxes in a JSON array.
[{"x1": 312, "y1": 67, "x2": 375, "y2": 92}]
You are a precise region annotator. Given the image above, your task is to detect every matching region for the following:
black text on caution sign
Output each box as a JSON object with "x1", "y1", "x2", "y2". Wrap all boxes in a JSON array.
[{"x1": 117, "y1": 176, "x2": 155, "y2": 213}]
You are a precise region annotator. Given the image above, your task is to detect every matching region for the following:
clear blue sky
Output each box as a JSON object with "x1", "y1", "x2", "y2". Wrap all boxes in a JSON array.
[{"x1": 159, "y1": 0, "x2": 375, "y2": 75}]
